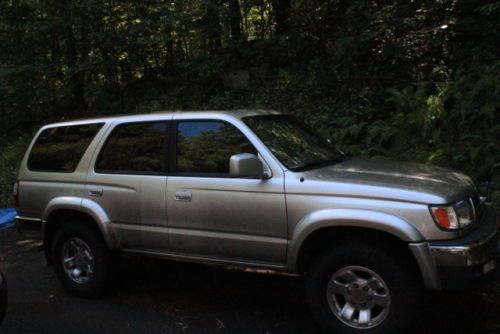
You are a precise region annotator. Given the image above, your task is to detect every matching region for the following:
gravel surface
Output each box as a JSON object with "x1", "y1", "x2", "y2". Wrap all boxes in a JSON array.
[{"x1": 1, "y1": 223, "x2": 500, "y2": 333}]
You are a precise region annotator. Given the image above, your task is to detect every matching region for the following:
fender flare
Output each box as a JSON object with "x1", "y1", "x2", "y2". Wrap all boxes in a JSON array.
[
  {"x1": 287, "y1": 208, "x2": 424, "y2": 271},
  {"x1": 42, "y1": 196, "x2": 120, "y2": 251}
]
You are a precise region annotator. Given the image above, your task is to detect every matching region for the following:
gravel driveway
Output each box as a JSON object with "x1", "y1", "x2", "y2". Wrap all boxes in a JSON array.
[{"x1": 1, "y1": 223, "x2": 500, "y2": 333}]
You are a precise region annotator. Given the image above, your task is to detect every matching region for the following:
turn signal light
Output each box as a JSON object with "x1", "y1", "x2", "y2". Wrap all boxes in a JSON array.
[{"x1": 429, "y1": 205, "x2": 459, "y2": 230}]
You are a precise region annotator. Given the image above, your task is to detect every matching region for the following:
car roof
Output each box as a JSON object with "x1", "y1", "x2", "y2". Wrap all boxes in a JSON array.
[{"x1": 42, "y1": 109, "x2": 284, "y2": 128}]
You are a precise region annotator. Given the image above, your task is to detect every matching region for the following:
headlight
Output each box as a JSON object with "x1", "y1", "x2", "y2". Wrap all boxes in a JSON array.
[
  {"x1": 430, "y1": 198, "x2": 474, "y2": 230},
  {"x1": 454, "y1": 199, "x2": 474, "y2": 227}
]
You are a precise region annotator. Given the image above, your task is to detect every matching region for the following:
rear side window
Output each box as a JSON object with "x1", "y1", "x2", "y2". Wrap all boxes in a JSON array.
[
  {"x1": 176, "y1": 121, "x2": 256, "y2": 176},
  {"x1": 95, "y1": 122, "x2": 167, "y2": 174},
  {"x1": 28, "y1": 123, "x2": 103, "y2": 172}
]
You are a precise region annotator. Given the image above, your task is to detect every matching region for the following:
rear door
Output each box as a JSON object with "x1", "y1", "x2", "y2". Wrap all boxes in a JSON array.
[{"x1": 85, "y1": 119, "x2": 169, "y2": 251}]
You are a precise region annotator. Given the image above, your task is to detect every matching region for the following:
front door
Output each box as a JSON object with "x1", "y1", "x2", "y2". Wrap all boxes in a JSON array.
[{"x1": 166, "y1": 118, "x2": 287, "y2": 266}]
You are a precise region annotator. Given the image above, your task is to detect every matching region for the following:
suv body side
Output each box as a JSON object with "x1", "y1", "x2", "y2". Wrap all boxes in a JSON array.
[{"x1": 15, "y1": 111, "x2": 498, "y2": 293}]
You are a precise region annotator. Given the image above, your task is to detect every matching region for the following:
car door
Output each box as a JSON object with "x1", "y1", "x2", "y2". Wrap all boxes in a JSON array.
[
  {"x1": 166, "y1": 115, "x2": 287, "y2": 267},
  {"x1": 85, "y1": 119, "x2": 169, "y2": 251}
]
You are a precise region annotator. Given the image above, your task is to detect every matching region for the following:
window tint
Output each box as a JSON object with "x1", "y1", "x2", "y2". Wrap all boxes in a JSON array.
[
  {"x1": 176, "y1": 121, "x2": 255, "y2": 175},
  {"x1": 28, "y1": 123, "x2": 103, "y2": 172},
  {"x1": 96, "y1": 122, "x2": 167, "y2": 174}
]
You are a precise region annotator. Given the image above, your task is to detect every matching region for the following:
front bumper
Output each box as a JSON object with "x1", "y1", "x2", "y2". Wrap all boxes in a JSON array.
[{"x1": 411, "y1": 205, "x2": 499, "y2": 290}]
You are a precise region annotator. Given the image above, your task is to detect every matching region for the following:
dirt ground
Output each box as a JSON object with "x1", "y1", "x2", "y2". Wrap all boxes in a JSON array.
[{"x1": 1, "y1": 223, "x2": 500, "y2": 334}]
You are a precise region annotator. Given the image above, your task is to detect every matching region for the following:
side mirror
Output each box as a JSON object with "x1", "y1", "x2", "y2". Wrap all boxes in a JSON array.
[{"x1": 229, "y1": 153, "x2": 269, "y2": 179}]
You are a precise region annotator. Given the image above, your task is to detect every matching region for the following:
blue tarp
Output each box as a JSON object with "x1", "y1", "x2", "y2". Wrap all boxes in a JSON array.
[{"x1": 0, "y1": 208, "x2": 16, "y2": 229}]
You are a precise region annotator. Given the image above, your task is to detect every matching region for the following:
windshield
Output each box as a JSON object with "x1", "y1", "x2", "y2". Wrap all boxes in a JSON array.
[{"x1": 243, "y1": 115, "x2": 343, "y2": 171}]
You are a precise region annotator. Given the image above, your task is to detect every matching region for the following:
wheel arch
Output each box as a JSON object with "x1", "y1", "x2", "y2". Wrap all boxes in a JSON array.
[
  {"x1": 288, "y1": 209, "x2": 424, "y2": 274},
  {"x1": 42, "y1": 197, "x2": 120, "y2": 264}
]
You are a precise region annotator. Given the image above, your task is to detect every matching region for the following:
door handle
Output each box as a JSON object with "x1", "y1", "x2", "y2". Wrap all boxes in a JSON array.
[
  {"x1": 174, "y1": 191, "x2": 192, "y2": 202},
  {"x1": 88, "y1": 188, "x2": 103, "y2": 197}
]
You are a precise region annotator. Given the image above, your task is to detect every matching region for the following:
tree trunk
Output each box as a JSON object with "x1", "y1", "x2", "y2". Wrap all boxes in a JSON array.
[
  {"x1": 228, "y1": 0, "x2": 243, "y2": 42},
  {"x1": 67, "y1": 27, "x2": 86, "y2": 115},
  {"x1": 273, "y1": 0, "x2": 291, "y2": 36},
  {"x1": 166, "y1": 31, "x2": 175, "y2": 70},
  {"x1": 203, "y1": 0, "x2": 222, "y2": 52}
]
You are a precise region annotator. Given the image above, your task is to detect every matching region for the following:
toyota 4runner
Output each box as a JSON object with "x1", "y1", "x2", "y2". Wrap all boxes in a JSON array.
[{"x1": 14, "y1": 110, "x2": 499, "y2": 333}]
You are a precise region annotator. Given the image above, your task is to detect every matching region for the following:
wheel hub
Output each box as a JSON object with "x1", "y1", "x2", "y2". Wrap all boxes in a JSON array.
[
  {"x1": 326, "y1": 265, "x2": 391, "y2": 329},
  {"x1": 348, "y1": 282, "x2": 374, "y2": 308},
  {"x1": 61, "y1": 237, "x2": 95, "y2": 284}
]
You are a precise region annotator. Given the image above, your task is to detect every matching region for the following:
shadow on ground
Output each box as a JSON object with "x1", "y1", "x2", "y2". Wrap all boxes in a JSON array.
[{"x1": 1, "y1": 223, "x2": 499, "y2": 333}]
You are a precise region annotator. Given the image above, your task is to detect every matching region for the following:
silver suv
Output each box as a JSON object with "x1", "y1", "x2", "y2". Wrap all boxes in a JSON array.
[{"x1": 14, "y1": 110, "x2": 499, "y2": 333}]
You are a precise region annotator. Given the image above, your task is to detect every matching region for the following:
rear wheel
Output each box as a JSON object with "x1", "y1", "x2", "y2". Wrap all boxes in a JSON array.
[
  {"x1": 51, "y1": 221, "x2": 114, "y2": 298},
  {"x1": 306, "y1": 243, "x2": 422, "y2": 333}
]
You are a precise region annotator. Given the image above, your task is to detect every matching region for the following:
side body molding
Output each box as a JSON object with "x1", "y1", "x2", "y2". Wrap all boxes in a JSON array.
[
  {"x1": 42, "y1": 197, "x2": 120, "y2": 250},
  {"x1": 287, "y1": 209, "x2": 424, "y2": 271}
]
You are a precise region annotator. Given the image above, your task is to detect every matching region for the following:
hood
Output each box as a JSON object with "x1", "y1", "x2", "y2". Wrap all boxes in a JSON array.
[{"x1": 295, "y1": 157, "x2": 476, "y2": 204}]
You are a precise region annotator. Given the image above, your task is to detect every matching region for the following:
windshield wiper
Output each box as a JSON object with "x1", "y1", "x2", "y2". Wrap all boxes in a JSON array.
[{"x1": 292, "y1": 155, "x2": 344, "y2": 172}]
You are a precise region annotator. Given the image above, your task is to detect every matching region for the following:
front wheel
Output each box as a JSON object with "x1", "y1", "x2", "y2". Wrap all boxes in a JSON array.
[{"x1": 306, "y1": 243, "x2": 422, "y2": 333}]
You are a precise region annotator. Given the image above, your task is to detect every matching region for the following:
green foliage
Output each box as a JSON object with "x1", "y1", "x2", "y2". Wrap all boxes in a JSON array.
[{"x1": 0, "y1": 0, "x2": 499, "y2": 208}]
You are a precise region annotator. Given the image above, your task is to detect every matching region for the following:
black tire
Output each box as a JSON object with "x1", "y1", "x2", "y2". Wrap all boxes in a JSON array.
[
  {"x1": 306, "y1": 243, "x2": 423, "y2": 334},
  {"x1": 51, "y1": 221, "x2": 114, "y2": 298}
]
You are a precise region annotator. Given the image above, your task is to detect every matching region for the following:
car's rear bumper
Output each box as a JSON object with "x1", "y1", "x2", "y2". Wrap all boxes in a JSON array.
[{"x1": 410, "y1": 205, "x2": 499, "y2": 290}]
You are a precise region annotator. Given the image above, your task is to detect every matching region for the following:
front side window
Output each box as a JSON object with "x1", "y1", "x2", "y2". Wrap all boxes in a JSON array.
[
  {"x1": 176, "y1": 121, "x2": 255, "y2": 176},
  {"x1": 96, "y1": 122, "x2": 167, "y2": 174},
  {"x1": 243, "y1": 115, "x2": 343, "y2": 171},
  {"x1": 28, "y1": 123, "x2": 103, "y2": 172}
]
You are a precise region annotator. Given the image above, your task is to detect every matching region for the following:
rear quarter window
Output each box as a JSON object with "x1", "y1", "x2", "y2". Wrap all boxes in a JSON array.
[{"x1": 28, "y1": 123, "x2": 103, "y2": 172}]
